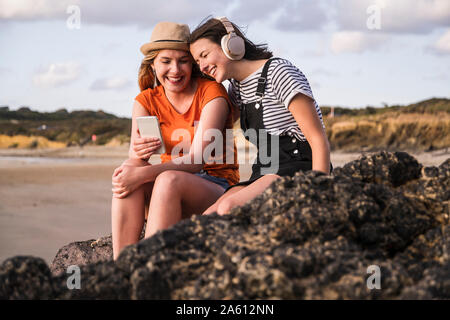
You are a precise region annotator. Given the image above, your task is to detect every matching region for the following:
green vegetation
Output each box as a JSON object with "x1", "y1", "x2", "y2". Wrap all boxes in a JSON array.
[
  {"x1": 321, "y1": 98, "x2": 450, "y2": 117},
  {"x1": 322, "y1": 98, "x2": 450, "y2": 152},
  {"x1": 0, "y1": 98, "x2": 449, "y2": 151},
  {"x1": 0, "y1": 107, "x2": 131, "y2": 147}
]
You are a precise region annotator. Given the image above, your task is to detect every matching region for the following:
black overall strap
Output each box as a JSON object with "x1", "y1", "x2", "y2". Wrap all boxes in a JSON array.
[{"x1": 255, "y1": 58, "x2": 283, "y2": 102}]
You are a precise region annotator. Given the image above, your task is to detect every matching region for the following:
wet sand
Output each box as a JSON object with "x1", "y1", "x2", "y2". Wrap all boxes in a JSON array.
[
  {"x1": 0, "y1": 158, "x2": 122, "y2": 265},
  {"x1": 0, "y1": 146, "x2": 448, "y2": 265}
]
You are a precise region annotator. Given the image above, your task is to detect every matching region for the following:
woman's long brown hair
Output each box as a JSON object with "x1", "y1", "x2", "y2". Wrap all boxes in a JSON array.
[{"x1": 190, "y1": 17, "x2": 273, "y2": 60}]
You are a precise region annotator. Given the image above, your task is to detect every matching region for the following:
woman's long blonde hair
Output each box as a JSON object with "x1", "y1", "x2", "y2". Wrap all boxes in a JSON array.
[{"x1": 138, "y1": 50, "x2": 207, "y2": 92}]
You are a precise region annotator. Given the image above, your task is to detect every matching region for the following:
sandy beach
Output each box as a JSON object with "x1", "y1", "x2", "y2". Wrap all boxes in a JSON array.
[{"x1": 0, "y1": 145, "x2": 448, "y2": 265}]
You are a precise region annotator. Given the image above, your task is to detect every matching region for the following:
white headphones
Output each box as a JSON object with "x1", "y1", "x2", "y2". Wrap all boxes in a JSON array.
[{"x1": 218, "y1": 17, "x2": 245, "y2": 60}]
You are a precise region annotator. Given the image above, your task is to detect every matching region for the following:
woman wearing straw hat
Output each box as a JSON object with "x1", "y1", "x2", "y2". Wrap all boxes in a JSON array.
[
  {"x1": 111, "y1": 22, "x2": 239, "y2": 260},
  {"x1": 190, "y1": 17, "x2": 331, "y2": 216}
]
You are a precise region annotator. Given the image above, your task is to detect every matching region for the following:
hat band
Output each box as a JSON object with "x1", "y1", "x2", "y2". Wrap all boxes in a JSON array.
[{"x1": 153, "y1": 39, "x2": 186, "y2": 43}]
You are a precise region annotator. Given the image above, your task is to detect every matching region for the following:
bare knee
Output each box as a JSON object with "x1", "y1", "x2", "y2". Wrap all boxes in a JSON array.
[
  {"x1": 153, "y1": 170, "x2": 184, "y2": 193},
  {"x1": 111, "y1": 185, "x2": 147, "y2": 221},
  {"x1": 202, "y1": 202, "x2": 218, "y2": 215},
  {"x1": 216, "y1": 197, "x2": 237, "y2": 215},
  {"x1": 264, "y1": 174, "x2": 281, "y2": 183}
]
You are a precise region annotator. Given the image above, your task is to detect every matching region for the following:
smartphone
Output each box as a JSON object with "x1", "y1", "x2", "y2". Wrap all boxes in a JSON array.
[{"x1": 136, "y1": 116, "x2": 166, "y2": 154}]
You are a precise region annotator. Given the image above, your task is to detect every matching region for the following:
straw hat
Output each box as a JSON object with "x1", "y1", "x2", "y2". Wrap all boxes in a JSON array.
[{"x1": 140, "y1": 22, "x2": 190, "y2": 55}]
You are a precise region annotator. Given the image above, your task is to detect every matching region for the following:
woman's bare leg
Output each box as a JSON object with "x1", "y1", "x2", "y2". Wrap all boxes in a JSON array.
[
  {"x1": 144, "y1": 170, "x2": 226, "y2": 238},
  {"x1": 207, "y1": 174, "x2": 281, "y2": 216},
  {"x1": 202, "y1": 186, "x2": 244, "y2": 215},
  {"x1": 111, "y1": 158, "x2": 152, "y2": 260}
]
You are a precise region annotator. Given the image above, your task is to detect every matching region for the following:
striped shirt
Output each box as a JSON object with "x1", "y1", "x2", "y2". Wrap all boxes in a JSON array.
[{"x1": 229, "y1": 58, "x2": 324, "y2": 141}]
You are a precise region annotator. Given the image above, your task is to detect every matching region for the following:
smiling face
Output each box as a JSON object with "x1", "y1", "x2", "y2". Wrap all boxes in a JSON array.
[
  {"x1": 190, "y1": 38, "x2": 231, "y2": 83},
  {"x1": 152, "y1": 49, "x2": 193, "y2": 93}
]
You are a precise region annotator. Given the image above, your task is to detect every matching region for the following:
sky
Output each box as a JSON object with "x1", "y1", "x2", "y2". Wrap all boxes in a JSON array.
[{"x1": 0, "y1": 0, "x2": 449, "y2": 118}]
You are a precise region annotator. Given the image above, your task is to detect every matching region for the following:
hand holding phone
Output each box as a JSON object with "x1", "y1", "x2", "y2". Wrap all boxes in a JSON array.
[
  {"x1": 136, "y1": 116, "x2": 166, "y2": 155},
  {"x1": 132, "y1": 133, "x2": 161, "y2": 160}
]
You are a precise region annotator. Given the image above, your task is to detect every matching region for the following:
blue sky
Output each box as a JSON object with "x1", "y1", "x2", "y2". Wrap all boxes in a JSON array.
[{"x1": 0, "y1": 0, "x2": 449, "y2": 117}]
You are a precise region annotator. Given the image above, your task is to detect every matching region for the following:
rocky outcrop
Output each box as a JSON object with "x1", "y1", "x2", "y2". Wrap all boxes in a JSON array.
[
  {"x1": 0, "y1": 151, "x2": 448, "y2": 299},
  {"x1": 50, "y1": 228, "x2": 147, "y2": 276},
  {"x1": 50, "y1": 235, "x2": 113, "y2": 276}
]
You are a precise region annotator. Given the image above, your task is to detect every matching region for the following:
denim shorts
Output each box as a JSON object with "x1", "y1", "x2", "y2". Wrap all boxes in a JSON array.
[{"x1": 195, "y1": 170, "x2": 230, "y2": 190}]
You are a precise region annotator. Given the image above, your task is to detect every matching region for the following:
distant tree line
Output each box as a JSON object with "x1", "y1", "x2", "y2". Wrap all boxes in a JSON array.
[
  {"x1": 0, "y1": 107, "x2": 131, "y2": 146},
  {"x1": 0, "y1": 98, "x2": 448, "y2": 147},
  {"x1": 320, "y1": 98, "x2": 450, "y2": 117}
]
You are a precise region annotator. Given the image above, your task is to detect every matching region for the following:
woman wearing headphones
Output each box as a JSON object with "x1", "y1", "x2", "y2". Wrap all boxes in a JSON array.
[{"x1": 190, "y1": 17, "x2": 331, "y2": 216}]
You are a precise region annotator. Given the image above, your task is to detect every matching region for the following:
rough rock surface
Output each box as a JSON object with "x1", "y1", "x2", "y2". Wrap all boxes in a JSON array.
[
  {"x1": 50, "y1": 235, "x2": 113, "y2": 276},
  {"x1": 50, "y1": 228, "x2": 146, "y2": 276},
  {"x1": 1, "y1": 151, "x2": 449, "y2": 299}
]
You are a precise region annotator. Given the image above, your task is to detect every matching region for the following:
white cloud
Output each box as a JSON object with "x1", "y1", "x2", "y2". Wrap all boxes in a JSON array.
[
  {"x1": 335, "y1": 0, "x2": 450, "y2": 34},
  {"x1": 222, "y1": 0, "x2": 330, "y2": 32},
  {"x1": 275, "y1": 0, "x2": 327, "y2": 31},
  {"x1": 0, "y1": 0, "x2": 73, "y2": 19},
  {"x1": 312, "y1": 68, "x2": 339, "y2": 77},
  {"x1": 81, "y1": 0, "x2": 229, "y2": 28},
  {"x1": 310, "y1": 81, "x2": 321, "y2": 90},
  {"x1": 422, "y1": 72, "x2": 448, "y2": 81},
  {"x1": 33, "y1": 62, "x2": 81, "y2": 88},
  {"x1": 331, "y1": 31, "x2": 387, "y2": 54},
  {"x1": 90, "y1": 76, "x2": 132, "y2": 90},
  {"x1": 3, "y1": 0, "x2": 448, "y2": 36},
  {"x1": 228, "y1": 0, "x2": 281, "y2": 24},
  {"x1": 0, "y1": 0, "x2": 228, "y2": 28},
  {"x1": 0, "y1": 66, "x2": 12, "y2": 74},
  {"x1": 430, "y1": 29, "x2": 450, "y2": 55}
]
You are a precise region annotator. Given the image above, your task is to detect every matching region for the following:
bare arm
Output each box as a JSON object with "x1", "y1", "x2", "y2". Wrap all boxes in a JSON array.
[
  {"x1": 112, "y1": 97, "x2": 230, "y2": 198},
  {"x1": 138, "y1": 96, "x2": 229, "y2": 182},
  {"x1": 288, "y1": 93, "x2": 330, "y2": 174}
]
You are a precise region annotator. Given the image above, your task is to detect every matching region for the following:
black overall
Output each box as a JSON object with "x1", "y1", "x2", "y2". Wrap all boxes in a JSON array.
[{"x1": 231, "y1": 58, "x2": 319, "y2": 188}]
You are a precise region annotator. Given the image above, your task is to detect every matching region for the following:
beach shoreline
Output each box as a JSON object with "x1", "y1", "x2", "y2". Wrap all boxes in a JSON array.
[{"x1": 0, "y1": 145, "x2": 448, "y2": 265}]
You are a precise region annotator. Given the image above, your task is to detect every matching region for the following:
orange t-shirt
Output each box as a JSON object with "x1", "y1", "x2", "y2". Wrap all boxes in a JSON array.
[{"x1": 135, "y1": 77, "x2": 239, "y2": 186}]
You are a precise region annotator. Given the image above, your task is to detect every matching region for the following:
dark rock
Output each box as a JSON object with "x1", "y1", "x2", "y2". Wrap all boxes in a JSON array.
[
  {"x1": 0, "y1": 256, "x2": 55, "y2": 299},
  {"x1": 333, "y1": 151, "x2": 422, "y2": 187},
  {"x1": 0, "y1": 151, "x2": 448, "y2": 299},
  {"x1": 50, "y1": 227, "x2": 147, "y2": 276},
  {"x1": 52, "y1": 261, "x2": 131, "y2": 299},
  {"x1": 130, "y1": 266, "x2": 171, "y2": 299},
  {"x1": 50, "y1": 234, "x2": 113, "y2": 276}
]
